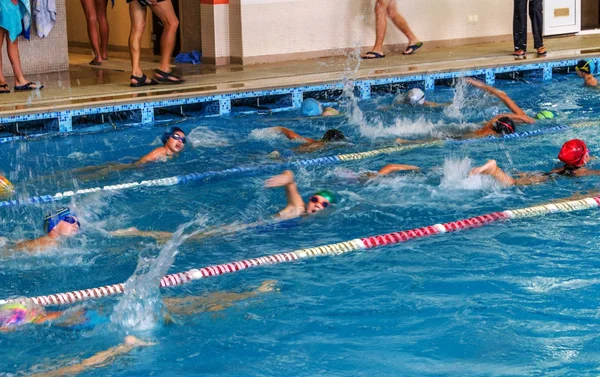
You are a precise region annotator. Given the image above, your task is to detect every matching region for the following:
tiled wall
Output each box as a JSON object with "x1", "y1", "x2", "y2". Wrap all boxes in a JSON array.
[
  {"x1": 66, "y1": 0, "x2": 153, "y2": 51},
  {"x1": 1, "y1": 0, "x2": 69, "y2": 77}
]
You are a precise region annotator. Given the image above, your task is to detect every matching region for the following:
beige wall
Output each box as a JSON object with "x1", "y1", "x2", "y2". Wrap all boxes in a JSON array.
[
  {"x1": 2, "y1": 0, "x2": 69, "y2": 77},
  {"x1": 66, "y1": 0, "x2": 153, "y2": 51},
  {"x1": 234, "y1": 0, "x2": 516, "y2": 63}
]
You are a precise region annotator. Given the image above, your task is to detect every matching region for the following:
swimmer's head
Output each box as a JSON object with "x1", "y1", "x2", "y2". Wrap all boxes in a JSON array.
[
  {"x1": 307, "y1": 190, "x2": 336, "y2": 214},
  {"x1": 558, "y1": 139, "x2": 589, "y2": 168},
  {"x1": 162, "y1": 127, "x2": 186, "y2": 153},
  {"x1": 492, "y1": 116, "x2": 516, "y2": 135},
  {"x1": 0, "y1": 302, "x2": 45, "y2": 330},
  {"x1": 321, "y1": 129, "x2": 346, "y2": 143},
  {"x1": 301, "y1": 98, "x2": 323, "y2": 117},
  {"x1": 405, "y1": 88, "x2": 425, "y2": 106},
  {"x1": 0, "y1": 176, "x2": 14, "y2": 199},
  {"x1": 43, "y1": 207, "x2": 80, "y2": 237},
  {"x1": 576, "y1": 60, "x2": 595, "y2": 77}
]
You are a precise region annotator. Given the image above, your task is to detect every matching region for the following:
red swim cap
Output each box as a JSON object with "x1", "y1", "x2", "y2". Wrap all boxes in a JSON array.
[{"x1": 558, "y1": 139, "x2": 588, "y2": 167}]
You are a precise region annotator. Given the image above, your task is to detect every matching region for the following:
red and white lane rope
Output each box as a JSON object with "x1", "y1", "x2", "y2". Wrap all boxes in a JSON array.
[{"x1": 2, "y1": 196, "x2": 599, "y2": 307}]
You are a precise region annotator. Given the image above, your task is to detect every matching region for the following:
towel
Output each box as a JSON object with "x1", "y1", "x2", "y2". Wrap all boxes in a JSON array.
[
  {"x1": 174, "y1": 50, "x2": 202, "y2": 65},
  {"x1": 0, "y1": 0, "x2": 30, "y2": 42},
  {"x1": 32, "y1": 0, "x2": 56, "y2": 38}
]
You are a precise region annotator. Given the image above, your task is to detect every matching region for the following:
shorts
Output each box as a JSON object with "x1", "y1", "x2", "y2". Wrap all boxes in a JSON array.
[{"x1": 126, "y1": 0, "x2": 165, "y2": 5}]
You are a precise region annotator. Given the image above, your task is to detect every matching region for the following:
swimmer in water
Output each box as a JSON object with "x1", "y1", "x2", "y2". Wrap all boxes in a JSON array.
[
  {"x1": 9, "y1": 208, "x2": 81, "y2": 252},
  {"x1": 0, "y1": 174, "x2": 14, "y2": 199},
  {"x1": 268, "y1": 127, "x2": 347, "y2": 155},
  {"x1": 71, "y1": 127, "x2": 186, "y2": 181},
  {"x1": 575, "y1": 59, "x2": 598, "y2": 87},
  {"x1": 392, "y1": 88, "x2": 449, "y2": 108},
  {"x1": 470, "y1": 139, "x2": 600, "y2": 186},
  {"x1": 395, "y1": 78, "x2": 536, "y2": 144},
  {"x1": 300, "y1": 98, "x2": 340, "y2": 117}
]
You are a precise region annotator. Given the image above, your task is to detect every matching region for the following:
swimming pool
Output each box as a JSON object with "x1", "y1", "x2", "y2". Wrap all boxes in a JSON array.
[{"x1": 2, "y1": 71, "x2": 600, "y2": 376}]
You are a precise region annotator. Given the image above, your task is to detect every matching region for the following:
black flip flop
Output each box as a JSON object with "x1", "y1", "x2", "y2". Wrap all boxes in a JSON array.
[
  {"x1": 402, "y1": 42, "x2": 423, "y2": 55},
  {"x1": 154, "y1": 69, "x2": 184, "y2": 84},
  {"x1": 361, "y1": 51, "x2": 385, "y2": 59},
  {"x1": 89, "y1": 59, "x2": 102, "y2": 66},
  {"x1": 130, "y1": 74, "x2": 159, "y2": 88},
  {"x1": 14, "y1": 82, "x2": 43, "y2": 91},
  {"x1": 0, "y1": 84, "x2": 10, "y2": 94}
]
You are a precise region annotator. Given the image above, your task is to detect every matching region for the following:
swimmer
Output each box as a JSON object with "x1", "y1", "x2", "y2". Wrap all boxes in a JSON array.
[
  {"x1": 71, "y1": 127, "x2": 186, "y2": 181},
  {"x1": 393, "y1": 88, "x2": 449, "y2": 108},
  {"x1": 11, "y1": 207, "x2": 81, "y2": 252},
  {"x1": 0, "y1": 174, "x2": 14, "y2": 199},
  {"x1": 268, "y1": 127, "x2": 347, "y2": 154},
  {"x1": 395, "y1": 78, "x2": 536, "y2": 144},
  {"x1": 301, "y1": 98, "x2": 340, "y2": 117},
  {"x1": 575, "y1": 59, "x2": 598, "y2": 87},
  {"x1": 469, "y1": 139, "x2": 600, "y2": 186},
  {"x1": 264, "y1": 170, "x2": 336, "y2": 220}
]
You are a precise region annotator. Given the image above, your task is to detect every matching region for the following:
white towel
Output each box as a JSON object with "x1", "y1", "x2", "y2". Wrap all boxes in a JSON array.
[{"x1": 32, "y1": 0, "x2": 56, "y2": 38}]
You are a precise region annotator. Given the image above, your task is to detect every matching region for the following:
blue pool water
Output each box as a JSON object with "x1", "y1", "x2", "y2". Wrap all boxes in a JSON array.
[{"x1": 2, "y1": 73, "x2": 600, "y2": 376}]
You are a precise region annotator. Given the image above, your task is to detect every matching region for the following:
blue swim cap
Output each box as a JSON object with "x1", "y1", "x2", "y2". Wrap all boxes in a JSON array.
[
  {"x1": 44, "y1": 207, "x2": 77, "y2": 234},
  {"x1": 301, "y1": 98, "x2": 323, "y2": 117},
  {"x1": 161, "y1": 126, "x2": 185, "y2": 145}
]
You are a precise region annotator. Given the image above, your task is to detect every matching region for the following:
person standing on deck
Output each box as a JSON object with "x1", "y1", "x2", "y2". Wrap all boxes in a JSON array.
[{"x1": 512, "y1": 0, "x2": 546, "y2": 57}]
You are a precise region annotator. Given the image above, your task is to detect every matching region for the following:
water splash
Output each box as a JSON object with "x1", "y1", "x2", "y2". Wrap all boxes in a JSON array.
[
  {"x1": 111, "y1": 215, "x2": 209, "y2": 332},
  {"x1": 444, "y1": 77, "x2": 468, "y2": 119},
  {"x1": 249, "y1": 128, "x2": 290, "y2": 142},
  {"x1": 188, "y1": 126, "x2": 230, "y2": 148},
  {"x1": 439, "y1": 157, "x2": 500, "y2": 191}
]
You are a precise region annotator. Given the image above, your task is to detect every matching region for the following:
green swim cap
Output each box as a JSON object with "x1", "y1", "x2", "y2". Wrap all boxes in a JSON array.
[
  {"x1": 536, "y1": 110, "x2": 554, "y2": 120},
  {"x1": 313, "y1": 190, "x2": 337, "y2": 204}
]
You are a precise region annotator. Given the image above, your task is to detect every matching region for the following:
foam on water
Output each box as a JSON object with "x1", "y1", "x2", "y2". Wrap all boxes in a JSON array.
[
  {"x1": 440, "y1": 157, "x2": 501, "y2": 191},
  {"x1": 188, "y1": 126, "x2": 231, "y2": 148},
  {"x1": 249, "y1": 128, "x2": 291, "y2": 142}
]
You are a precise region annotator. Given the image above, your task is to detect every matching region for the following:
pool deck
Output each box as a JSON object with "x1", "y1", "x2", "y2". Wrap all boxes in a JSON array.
[{"x1": 1, "y1": 34, "x2": 600, "y2": 125}]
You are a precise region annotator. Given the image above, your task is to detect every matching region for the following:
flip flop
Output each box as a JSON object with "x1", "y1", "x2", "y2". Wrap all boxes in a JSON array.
[
  {"x1": 129, "y1": 74, "x2": 159, "y2": 88},
  {"x1": 154, "y1": 69, "x2": 184, "y2": 84},
  {"x1": 89, "y1": 59, "x2": 102, "y2": 66},
  {"x1": 402, "y1": 42, "x2": 423, "y2": 55},
  {"x1": 14, "y1": 82, "x2": 43, "y2": 91},
  {"x1": 361, "y1": 51, "x2": 385, "y2": 59},
  {"x1": 0, "y1": 84, "x2": 10, "y2": 94},
  {"x1": 536, "y1": 46, "x2": 547, "y2": 56}
]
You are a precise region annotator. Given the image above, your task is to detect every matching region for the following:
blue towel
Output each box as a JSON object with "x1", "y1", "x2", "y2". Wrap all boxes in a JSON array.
[
  {"x1": 174, "y1": 50, "x2": 202, "y2": 65},
  {"x1": 32, "y1": 0, "x2": 56, "y2": 38},
  {"x1": 0, "y1": 0, "x2": 30, "y2": 42}
]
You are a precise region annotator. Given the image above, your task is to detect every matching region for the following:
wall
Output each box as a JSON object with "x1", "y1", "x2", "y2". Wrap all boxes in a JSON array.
[
  {"x1": 234, "y1": 0, "x2": 517, "y2": 64},
  {"x1": 581, "y1": 0, "x2": 599, "y2": 29},
  {"x1": 66, "y1": 0, "x2": 153, "y2": 51},
  {"x1": 1, "y1": 0, "x2": 69, "y2": 77},
  {"x1": 181, "y1": 0, "x2": 202, "y2": 52}
]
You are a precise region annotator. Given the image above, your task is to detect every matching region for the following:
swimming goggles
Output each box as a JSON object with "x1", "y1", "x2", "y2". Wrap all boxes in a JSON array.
[
  {"x1": 309, "y1": 196, "x2": 330, "y2": 208},
  {"x1": 170, "y1": 134, "x2": 186, "y2": 144},
  {"x1": 62, "y1": 216, "x2": 81, "y2": 228}
]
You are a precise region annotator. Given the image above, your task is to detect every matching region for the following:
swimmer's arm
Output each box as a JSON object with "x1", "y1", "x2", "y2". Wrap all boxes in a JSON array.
[
  {"x1": 272, "y1": 127, "x2": 316, "y2": 143},
  {"x1": 265, "y1": 170, "x2": 305, "y2": 216},
  {"x1": 423, "y1": 101, "x2": 450, "y2": 107},
  {"x1": 13, "y1": 236, "x2": 57, "y2": 253},
  {"x1": 110, "y1": 227, "x2": 173, "y2": 240},
  {"x1": 466, "y1": 78, "x2": 532, "y2": 120},
  {"x1": 135, "y1": 147, "x2": 167, "y2": 165},
  {"x1": 584, "y1": 75, "x2": 598, "y2": 87},
  {"x1": 322, "y1": 107, "x2": 340, "y2": 116},
  {"x1": 377, "y1": 164, "x2": 421, "y2": 175},
  {"x1": 295, "y1": 141, "x2": 326, "y2": 153},
  {"x1": 28, "y1": 336, "x2": 155, "y2": 377},
  {"x1": 575, "y1": 168, "x2": 600, "y2": 177}
]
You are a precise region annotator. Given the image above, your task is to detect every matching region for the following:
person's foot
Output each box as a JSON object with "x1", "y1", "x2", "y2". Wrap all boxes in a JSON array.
[
  {"x1": 536, "y1": 46, "x2": 547, "y2": 56},
  {"x1": 361, "y1": 51, "x2": 385, "y2": 59},
  {"x1": 154, "y1": 69, "x2": 184, "y2": 84},
  {"x1": 402, "y1": 40, "x2": 423, "y2": 55},
  {"x1": 470, "y1": 159, "x2": 498, "y2": 176},
  {"x1": 256, "y1": 280, "x2": 278, "y2": 293},
  {"x1": 14, "y1": 80, "x2": 42, "y2": 90}
]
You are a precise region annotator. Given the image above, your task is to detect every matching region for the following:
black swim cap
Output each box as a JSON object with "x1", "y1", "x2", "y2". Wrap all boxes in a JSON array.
[
  {"x1": 576, "y1": 60, "x2": 593, "y2": 74},
  {"x1": 492, "y1": 117, "x2": 516, "y2": 135},
  {"x1": 322, "y1": 129, "x2": 346, "y2": 143},
  {"x1": 161, "y1": 126, "x2": 185, "y2": 144}
]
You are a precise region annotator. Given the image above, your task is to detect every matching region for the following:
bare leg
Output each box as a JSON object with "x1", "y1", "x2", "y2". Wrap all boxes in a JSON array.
[
  {"x1": 5, "y1": 35, "x2": 38, "y2": 88},
  {"x1": 80, "y1": 0, "x2": 102, "y2": 63},
  {"x1": 0, "y1": 29, "x2": 6, "y2": 86},
  {"x1": 128, "y1": 1, "x2": 147, "y2": 81},
  {"x1": 95, "y1": 0, "x2": 110, "y2": 60},
  {"x1": 387, "y1": 1, "x2": 419, "y2": 46},
  {"x1": 150, "y1": 0, "x2": 180, "y2": 75},
  {"x1": 367, "y1": 0, "x2": 390, "y2": 55}
]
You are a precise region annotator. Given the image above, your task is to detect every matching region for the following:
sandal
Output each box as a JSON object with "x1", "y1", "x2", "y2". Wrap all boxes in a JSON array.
[
  {"x1": 537, "y1": 46, "x2": 547, "y2": 56},
  {"x1": 402, "y1": 42, "x2": 423, "y2": 55},
  {"x1": 89, "y1": 59, "x2": 102, "y2": 66},
  {"x1": 361, "y1": 51, "x2": 385, "y2": 59},
  {"x1": 154, "y1": 69, "x2": 184, "y2": 84},
  {"x1": 512, "y1": 49, "x2": 526, "y2": 57},
  {"x1": 14, "y1": 82, "x2": 43, "y2": 91},
  {"x1": 0, "y1": 84, "x2": 10, "y2": 94},
  {"x1": 130, "y1": 74, "x2": 159, "y2": 88}
]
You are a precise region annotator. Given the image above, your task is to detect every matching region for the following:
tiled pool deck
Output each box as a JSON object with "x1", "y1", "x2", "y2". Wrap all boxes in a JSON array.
[{"x1": 1, "y1": 34, "x2": 599, "y2": 134}]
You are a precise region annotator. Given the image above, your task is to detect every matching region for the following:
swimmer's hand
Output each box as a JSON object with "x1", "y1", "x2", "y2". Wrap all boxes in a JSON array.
[
  {"x1": 265, "y1": 170, "x2": 294, "y2": 188},
  {"x1": 268, "y1": 150, "x2": 281, "y2": 159},
  {"x1": 469, "y1": 159, "x2": 498, "y2": 176},
  {"x1": 395, "y1": 138, "x2": 412, "y2": 144}
]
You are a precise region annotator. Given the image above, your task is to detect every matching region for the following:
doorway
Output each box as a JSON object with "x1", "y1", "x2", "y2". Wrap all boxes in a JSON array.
[{"x1": 582, "y1": 0, "x2": 600, "y2": 30}]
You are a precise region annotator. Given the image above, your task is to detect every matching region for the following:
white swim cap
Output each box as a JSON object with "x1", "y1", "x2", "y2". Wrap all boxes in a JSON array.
[{"x1": 406, "y1": 88, "x2": 425, "y2": 106}]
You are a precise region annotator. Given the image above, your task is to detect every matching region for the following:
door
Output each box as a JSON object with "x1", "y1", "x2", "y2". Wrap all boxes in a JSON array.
[
  {"x1": 581, "y1": 0, "x2": 600, "y2": 30},
  {"x1": 152, "y1": 0, "x2": 181, "y2": 56},
  {"x1": 543, "y1": 0, "x2": 581, "y2": 35}
]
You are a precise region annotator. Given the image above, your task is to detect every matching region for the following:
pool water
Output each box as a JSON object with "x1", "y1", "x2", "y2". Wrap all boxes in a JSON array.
[{"x1": 2, "y1": 73, "x2": 600, "y2": 376}]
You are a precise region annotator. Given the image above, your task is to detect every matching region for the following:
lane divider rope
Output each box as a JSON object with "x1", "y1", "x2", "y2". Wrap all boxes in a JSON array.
[
  {"x1": 3, "y1": 194, "x2": 598, "y2": 307},
  {"x1": 0, "y1": 123, "x2": 582, "y2": 210}
]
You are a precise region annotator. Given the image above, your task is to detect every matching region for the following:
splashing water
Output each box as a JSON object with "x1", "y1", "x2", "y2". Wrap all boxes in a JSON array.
[
  {"x1": 188, "y1": 126, "x2": 231, "y2": 148},
  {"x1": 444, "y1": 77, "x2": 468, "y2": 119},
  {"x1": 439, "y1": 157, "x2": 500, "y2": 191},
  {"x1": 111, "y1": 215, "x2": 209, "y2": 332}
]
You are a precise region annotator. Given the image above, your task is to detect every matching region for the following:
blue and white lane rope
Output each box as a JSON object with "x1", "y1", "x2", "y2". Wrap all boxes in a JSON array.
[{"x1": 0, "y1": 124, "x2": 585, "y2": 210}]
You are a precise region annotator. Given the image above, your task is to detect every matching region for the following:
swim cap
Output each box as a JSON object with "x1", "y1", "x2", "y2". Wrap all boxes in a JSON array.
[
  {"x1": 558, "y1": 139, "x2": 588, "y2": 167},
  {"x1": 405, "y1": 88, "x2": 425, "y2": 106},
  {"x1": 301, "y1": 98, "x2": 323, "y2": 117},
  {"x1": 0, "y1": 176, "x2": 14, "y2": 197},
  {"x1": 535, "y1": 110, "x2": 554, "y2": 120},
  {"x1": 313, "y1": 190, "x2": 337, "y2": 204},
  {"x1": 492, "y1": 116, "x2": 516, "y2": 135},
  {"x1": 44, "y1": 207, "x2": 77, "y2": 234},
  {"x1": 0, "y1": 303, "x2": 44, "y2": 330},
  {"x1": 321, "y1": 129, "x2": 346, "y2": 143},
  {"x1": 576, "y1": 60, "x2": 595, "y2": 75},
  {"x1": 161, "y1": 126, "x2": 185, "y2": 145}
]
